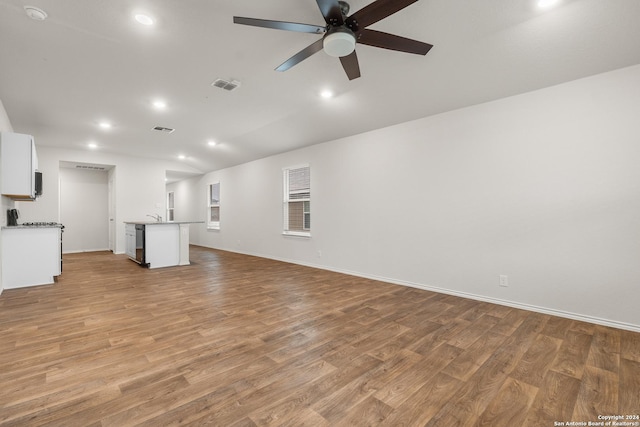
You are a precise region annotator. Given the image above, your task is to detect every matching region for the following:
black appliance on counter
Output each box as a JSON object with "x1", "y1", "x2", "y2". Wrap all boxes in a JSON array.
[{"x1": 7, "y1": 209, "x2": 19, "y2": 226}]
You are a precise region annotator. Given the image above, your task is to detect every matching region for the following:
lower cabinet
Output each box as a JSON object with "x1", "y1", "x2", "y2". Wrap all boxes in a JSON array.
[
  {"x1": 144, "y1": 224, "x2": 179, "y2": 268},
  {"x1": 2, "y1": 226, "x2": 62, "y2": 289}
]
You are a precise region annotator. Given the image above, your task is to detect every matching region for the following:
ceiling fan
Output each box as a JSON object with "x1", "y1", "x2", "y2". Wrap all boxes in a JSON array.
[{"x1": 233, "y1": 0, "x2": 433, "y2": 80}]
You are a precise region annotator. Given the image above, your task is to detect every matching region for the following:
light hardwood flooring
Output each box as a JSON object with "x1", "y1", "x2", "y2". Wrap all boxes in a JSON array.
[{"x1": 1, "y1": 246, "x2": 639, "y2": 426}]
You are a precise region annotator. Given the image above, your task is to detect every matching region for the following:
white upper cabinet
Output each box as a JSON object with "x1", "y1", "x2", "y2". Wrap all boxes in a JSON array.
[{"x1": 1, "y1": 132, "x2": 38, "y2": 200}]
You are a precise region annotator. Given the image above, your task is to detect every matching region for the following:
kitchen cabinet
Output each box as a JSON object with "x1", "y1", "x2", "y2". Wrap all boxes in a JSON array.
[
  {"x1": 1, "y1": 226, "x2": 62, "y2": 289},
  {"x1": 1, "y1": 132, "x2": 39, "y2": 200},
  {"x1": 144, "y1": 223, "x2": 180, "y2": 268}
]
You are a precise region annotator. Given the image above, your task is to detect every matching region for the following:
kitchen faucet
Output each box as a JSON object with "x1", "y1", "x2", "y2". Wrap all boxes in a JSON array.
[{"x1": 146, "y1": 214, "x2": 162, "y2": 222}]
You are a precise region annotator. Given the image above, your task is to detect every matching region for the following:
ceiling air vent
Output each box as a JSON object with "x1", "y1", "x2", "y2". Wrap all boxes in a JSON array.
[
  {"x1": 153, "y1": 126, "x2": 175, "y2": 133},
  {"x1": 211, "y1": 78, "x2": 241, "y2": 91}
]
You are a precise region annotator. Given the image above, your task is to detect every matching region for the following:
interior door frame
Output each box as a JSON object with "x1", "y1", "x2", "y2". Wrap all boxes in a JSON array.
[{"x1": 108, "y1": 168, "x2": 115, "y2": 252}]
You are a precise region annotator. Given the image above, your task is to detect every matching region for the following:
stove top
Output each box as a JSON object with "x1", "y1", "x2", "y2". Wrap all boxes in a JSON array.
[{"x1": 21, "y1": 222, "x2": 65, "y2": 229}]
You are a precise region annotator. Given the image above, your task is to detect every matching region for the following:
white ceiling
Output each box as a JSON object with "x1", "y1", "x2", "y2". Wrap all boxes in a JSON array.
[{"x1": 1, "y1": 0, "x2": 639, "y2": 174}]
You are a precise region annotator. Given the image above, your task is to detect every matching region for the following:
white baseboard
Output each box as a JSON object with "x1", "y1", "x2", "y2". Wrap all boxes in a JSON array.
[
  {"x1": 370, "y1": 275, "x2": 640, "y2": 333},
  {"x1": 63, "y1": 248, "x2": 111, "y2": 254},
  {"x1": 202, "y1": 245, "x2": 640, "y2": 333}
]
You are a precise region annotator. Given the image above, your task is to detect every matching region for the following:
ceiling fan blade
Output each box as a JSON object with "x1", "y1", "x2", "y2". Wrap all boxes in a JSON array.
[
  {"x1": 316, "y1": 0, "x2": 344, "y2": 26},
  {"x1": 233, "y1": 16, "x2": 325, "y2": 34},
  {"x1": 358, "y1": 29, "x2": 432, "y2": 55},
  {"x1": 339, "y1": 51, "x2": 361, "y2": 80},
  {"x1": 347, "y1": 0, "x2": 418, "y2": 30},
  {"x1": 275, "y1": 39, "x2": 325, "y2": 72}
]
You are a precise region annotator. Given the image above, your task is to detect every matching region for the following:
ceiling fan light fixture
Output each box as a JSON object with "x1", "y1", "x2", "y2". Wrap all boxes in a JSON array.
[{"x1": 323, "y1": 31, "x2": 356, "y2": 58}]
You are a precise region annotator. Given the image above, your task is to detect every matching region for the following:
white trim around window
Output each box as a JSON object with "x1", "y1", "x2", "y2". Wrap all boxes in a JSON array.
[
  {"x1": 283, "y1": 164, "x2": 310, "y2": 237},
  {"x1": 166, "y1": 191, "x2": 175, "y2": 222},
  {"x1": 207, "y1": 182, "x2": 220, "y2": 230}
]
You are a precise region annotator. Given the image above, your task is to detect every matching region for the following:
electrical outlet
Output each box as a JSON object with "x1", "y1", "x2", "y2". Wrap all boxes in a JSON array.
[
  {"x1": 499, "y1": 275, "x2": 508, "y2": 287},
  {"x1": 317, "y1": 250, "x2": 322, "y2": 258}
]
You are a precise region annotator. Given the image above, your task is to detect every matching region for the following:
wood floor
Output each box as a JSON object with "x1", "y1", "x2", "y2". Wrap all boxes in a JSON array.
[{"x1": 1, "y1": 246, "x2": 639, "y2": 426}]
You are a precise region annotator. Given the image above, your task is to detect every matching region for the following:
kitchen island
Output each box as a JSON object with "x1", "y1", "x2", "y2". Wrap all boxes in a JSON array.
[{"x1": 124, "y1": 221, "x2": 203, "y2": 269}]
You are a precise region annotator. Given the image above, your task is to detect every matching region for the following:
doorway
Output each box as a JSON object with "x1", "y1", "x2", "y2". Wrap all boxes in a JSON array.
[{"x1": 59, "y1": 162, "x2": 114, "y2": 253}]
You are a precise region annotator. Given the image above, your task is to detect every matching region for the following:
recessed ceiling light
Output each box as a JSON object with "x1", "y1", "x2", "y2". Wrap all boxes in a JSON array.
[
  {"x1": 537, "y1": 0, "x2": 559, "y2": 9},
  {"x1": 135, "y1": 14, "x2": 154, "y2": 26},
  {"x1": 153, "y1": 100, "x2": 167, "y2": 109},
  {"x1": 99, "y1": 121, "x2": 111, "y2": 129},
  {"x1": 208, "y1": 140, "x2": 217, "y2": 147},
  {"x1": 320, "y1": 90, "x2": 334, "y2": 99},
  {"x1": 24, "y1": 6, "x2": 47, "y2": 21},
  {"x1": 88, "y1": 142, "x2": 98, "y2": 149},
  {"x1": 178, "y1": 154, "x2": 186, "y2": 160}
]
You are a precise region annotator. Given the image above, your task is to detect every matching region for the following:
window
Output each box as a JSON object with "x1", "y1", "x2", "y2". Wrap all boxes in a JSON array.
[
  {"x1": 207, "y1": 182, "x2": 220, "y2": 229},
  {"x1": 166, "y1": 191, "x2": 175, "y2": 222},
  {"x1": 283, "y1": 165, "x2": 310, "y2": 236}
]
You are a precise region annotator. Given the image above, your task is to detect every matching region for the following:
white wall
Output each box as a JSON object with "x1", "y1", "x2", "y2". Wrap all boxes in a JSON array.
[
  {"x1": 17, "y1": 146, "x2": 201, "y2": 254},
  {"x1": 174, "y1": 64, "x2": 640, "y2": 331},
  {"x1": 59, "y1": 167, "x2": 109, "y2": 253},
  {"x1": 0, "y1": 99, "x2": 16, "y2": 293}
]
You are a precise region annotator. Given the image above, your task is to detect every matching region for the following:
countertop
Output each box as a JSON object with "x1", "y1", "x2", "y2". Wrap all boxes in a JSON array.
[
  {"x1": 2, "y1": 224, "x2": 64, "y2": 229},
  {"x1": 124, "y1": 221, "x2": 204, "y2": 225}
]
